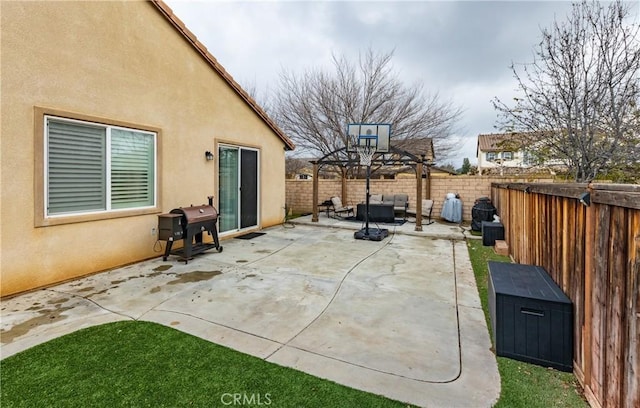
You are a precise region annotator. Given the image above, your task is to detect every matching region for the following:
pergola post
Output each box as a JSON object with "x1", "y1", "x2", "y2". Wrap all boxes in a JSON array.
[
  {"x1": 425, "y1": 162, "x2": 432, "y2": 199},
  {"x1": 415, "y1": 160, "x2": 423, "y2": 232},
  {"x1": 341, "y1": 166, "x2": 347, "y2": 204},
  {"x1": 312, "y1": 161, "x2": 319, "y2": 222}
]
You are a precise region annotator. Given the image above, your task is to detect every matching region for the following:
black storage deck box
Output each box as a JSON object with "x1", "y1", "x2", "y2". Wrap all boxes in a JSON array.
[
  {"x1": 356, "y1": 203, "x2": 394, "y2": 223},
  {"x1": 488, "y1": 261, "x2": 573, "y2": 372},
  {"x1": 482, "y1": 221, "x2": 504, "y2": 246}
]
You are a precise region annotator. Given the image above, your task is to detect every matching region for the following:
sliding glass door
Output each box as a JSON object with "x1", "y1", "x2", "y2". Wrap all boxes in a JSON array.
[
  {"x1": 240, "y1": 149, "x2": 258, "y2": 228},
  {"x1": 218, "y1": 146, "x2": 239, "y2": 233},
  {"x1": 218, "y1": 145, "x2": 258, "y2": 233}
]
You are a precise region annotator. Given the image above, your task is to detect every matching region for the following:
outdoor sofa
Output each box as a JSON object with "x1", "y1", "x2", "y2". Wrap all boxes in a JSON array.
[{"x1": 369, "y1": 194, "x2": 409, "y2": 219}]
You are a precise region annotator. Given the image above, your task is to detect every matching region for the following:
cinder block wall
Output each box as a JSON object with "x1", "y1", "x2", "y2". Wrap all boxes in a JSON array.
[
  {"x1": 286, "y1": 176, "x2": 554, "y2": 221},
  {"x1": 431, "y1": 175, "x2": 494, "y2": 220}
]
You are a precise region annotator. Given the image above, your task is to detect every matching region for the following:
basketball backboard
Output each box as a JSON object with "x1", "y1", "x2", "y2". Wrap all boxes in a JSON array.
[{"x1": 346, "y1": 123, "x2": 391, "y2": 153}]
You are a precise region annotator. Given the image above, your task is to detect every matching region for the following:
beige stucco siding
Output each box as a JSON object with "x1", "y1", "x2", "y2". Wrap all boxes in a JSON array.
[{"x1": 1, "y1": 1, "x2": 287, "y2": 296}]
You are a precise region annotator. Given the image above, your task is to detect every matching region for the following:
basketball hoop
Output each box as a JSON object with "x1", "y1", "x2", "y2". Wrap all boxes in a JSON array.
[
  {"x1": 345, "y1": 123, "x2": 392, "y2": 242},
  {"x1": 356, "y1": 144, "x2": 375, "y2": 166},
  {"x1": 348, "y1": 127, "x2": 379, "y2": 167},
  {"x1": 346, "y1": 124, "x2": 391, "y2": 154}
]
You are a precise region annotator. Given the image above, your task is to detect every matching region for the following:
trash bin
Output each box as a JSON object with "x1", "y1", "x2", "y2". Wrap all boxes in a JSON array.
[{"x1": 472, "y1": 197, "x2": 497, "y2": 231}]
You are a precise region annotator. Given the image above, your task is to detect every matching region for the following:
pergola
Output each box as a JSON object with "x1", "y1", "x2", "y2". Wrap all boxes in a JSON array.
[{"x1": 310, "y1": 146, "x2": 433, "y2": 231}]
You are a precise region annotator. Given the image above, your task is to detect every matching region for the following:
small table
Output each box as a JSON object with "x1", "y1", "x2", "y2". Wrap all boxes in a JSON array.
[
  {"x1": 318, "y1": 200, "x2": 334, "y2": 218},
  {"x1": 356, "y1": 203, "x2": 394, "y2": 223}
]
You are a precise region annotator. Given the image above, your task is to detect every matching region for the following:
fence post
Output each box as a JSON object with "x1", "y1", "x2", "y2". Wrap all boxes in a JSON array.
[
  {"x1": 583, "y1": 187, "x2": 595, "y2": 392},
  {"x1": 341, "y1": 166, "x2": 347, "y2": 205}
]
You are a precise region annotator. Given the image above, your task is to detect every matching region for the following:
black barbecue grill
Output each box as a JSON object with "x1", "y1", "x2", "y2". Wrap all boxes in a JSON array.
[{"x1": 158, "y1": 196, "x2": 223, "y2": 263}]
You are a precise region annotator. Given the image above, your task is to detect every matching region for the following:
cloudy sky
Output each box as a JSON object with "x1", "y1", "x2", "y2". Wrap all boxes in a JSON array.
[{"x1": 165, "y1": 0, "x2": 580, "y2": 167}]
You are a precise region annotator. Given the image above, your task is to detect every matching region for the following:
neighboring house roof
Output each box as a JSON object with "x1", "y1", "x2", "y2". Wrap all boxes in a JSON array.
[
  {"x1": 393, "y1": 137, "x2": 435, "y2": 160},
  {"x1": 476, "y1": 133, "x2": 528, "y2": 154},
  {"x1": 151, "y1": 0, "x2": 295, "y2": 151}
]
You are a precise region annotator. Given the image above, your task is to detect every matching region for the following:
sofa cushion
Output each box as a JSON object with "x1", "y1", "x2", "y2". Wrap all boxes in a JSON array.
[
  {"x1": 370, "y1": 194, "x2": 383, "y2": 204},
  {"x1": 393, "y1": 194, "x2": 409, "y2": 209}
]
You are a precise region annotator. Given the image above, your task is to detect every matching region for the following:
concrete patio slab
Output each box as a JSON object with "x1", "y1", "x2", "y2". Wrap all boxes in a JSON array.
[{"x1": 0, "y1": 221, "x2": 499, "y2": 407}]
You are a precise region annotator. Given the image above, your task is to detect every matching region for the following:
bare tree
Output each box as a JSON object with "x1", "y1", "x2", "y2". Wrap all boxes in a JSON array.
[
  {"x1": 241, "y1": 80, "x2": 274, "y2": 115},
  {"x1": 271, "y1": 48, "x2": 463, "y2": 175},
  {"x1": 285, "y1": 157, "x2": 309, "y2": 179},
  {"x1": 493, "y1": 0, "x2": 640, "y2": 182}
]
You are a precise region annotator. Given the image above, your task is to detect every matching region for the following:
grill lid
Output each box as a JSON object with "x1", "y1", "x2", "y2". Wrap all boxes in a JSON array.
[{"x1": 171, "y1": 205, "x2": 218, "y2": 223}]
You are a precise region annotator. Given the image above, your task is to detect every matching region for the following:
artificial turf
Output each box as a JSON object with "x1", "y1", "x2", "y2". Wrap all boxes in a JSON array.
[{"x1": 0, "y1": 321, "x2": 411, "y2": 407}]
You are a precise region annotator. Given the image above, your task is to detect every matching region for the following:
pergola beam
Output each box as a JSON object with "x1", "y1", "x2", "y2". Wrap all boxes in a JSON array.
[{"x1": 310, "y1": 146, "x2": 432, "y2": 225}]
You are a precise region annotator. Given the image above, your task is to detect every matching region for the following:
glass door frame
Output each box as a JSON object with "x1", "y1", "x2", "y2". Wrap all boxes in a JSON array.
[{"x1": 217, "y1": 143, "x2": 260, "y2": 235}]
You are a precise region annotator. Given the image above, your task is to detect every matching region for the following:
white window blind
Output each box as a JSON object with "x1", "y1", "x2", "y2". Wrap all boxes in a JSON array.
[
  {"x1": 47, "y1": 120, "x2": 106, "y2": 214},
  {"x1": 111, "y1": 129, "x2": 155, "y2": 209},
  {"x1": 46, "y1": 117, "x2": 156, "y2": 216}
]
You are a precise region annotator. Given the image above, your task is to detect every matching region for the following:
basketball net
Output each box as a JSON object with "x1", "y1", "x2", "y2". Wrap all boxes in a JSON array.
[{"x1": 356, "y1": 144, "x2": 375, "y2": 166}]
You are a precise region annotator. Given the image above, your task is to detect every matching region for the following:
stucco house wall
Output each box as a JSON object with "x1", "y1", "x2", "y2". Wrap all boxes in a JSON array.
[
  {"x1": 477, "y1": 149, "x2": 528, "y2": 173},
  {"x1": 1, "y1": 1, "x2": 292, "y2": 296}
]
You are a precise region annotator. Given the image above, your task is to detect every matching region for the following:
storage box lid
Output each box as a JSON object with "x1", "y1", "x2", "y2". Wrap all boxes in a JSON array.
[{"x1": 488, "y1": 261, "x2": 571, "y2": 304}]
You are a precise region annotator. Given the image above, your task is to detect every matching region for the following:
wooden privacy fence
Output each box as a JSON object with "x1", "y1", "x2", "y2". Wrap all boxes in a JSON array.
[{"x1": 491, "y1": 182, "x2": 639, "y2": 408}]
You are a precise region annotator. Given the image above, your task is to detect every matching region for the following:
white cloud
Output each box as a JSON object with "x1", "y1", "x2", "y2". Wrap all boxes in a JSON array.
[{"x1": 165, "y1": 0, "x2": 576, "y2": 167}]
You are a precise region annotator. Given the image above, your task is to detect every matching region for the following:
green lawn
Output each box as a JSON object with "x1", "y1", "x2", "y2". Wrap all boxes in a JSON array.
[
  {"x1": 467, "y1": 239, "x2": 588, "y2": 408},
  {"x1": 1, "y1": 240, "x2": 588, "y2": 407},
  {"x1": 0, "y1": 321, "x2": 410, "y2": 408}
]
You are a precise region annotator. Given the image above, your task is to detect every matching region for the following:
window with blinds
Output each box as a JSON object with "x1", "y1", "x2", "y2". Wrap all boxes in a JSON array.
[
  {"x1": 47, "y1": 120, "x2": 106, "y2": 214},
  {"x1": 111, "y1": 129, "x2": 155, "y2": 209},
  {"x1": 46, "y1": 116, "x2": 156, "y2": 216}
]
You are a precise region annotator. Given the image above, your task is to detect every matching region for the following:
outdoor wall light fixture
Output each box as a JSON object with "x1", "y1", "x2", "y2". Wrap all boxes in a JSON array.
[
  {"x1": 578, "y1": 192, "x2": 591, "y2": 207},
  {"x1": 205, "y1": 151, "x2": 214, "y2": 161}
]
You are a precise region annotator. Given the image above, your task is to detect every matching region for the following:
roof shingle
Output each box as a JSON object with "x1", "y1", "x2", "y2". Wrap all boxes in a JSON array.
[
  {"x1": 477, "y1": 133, "x2": 528, "y2": 152},
  {"x1": 393, "y1": 137, "x2": 435, "y2": 160}
]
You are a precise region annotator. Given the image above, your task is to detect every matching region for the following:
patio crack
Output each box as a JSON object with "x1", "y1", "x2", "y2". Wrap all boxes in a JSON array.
[
  {"x1": 263, "y1": 230, "x2": 398, "y2": 358},
  {"x1": 448, "y1": 239, "x2": 463, "y2": 383},
  {"x1": 267, "y1": 238, "x2": 465, "y2": 384},
  {"x1": 46, "y1": 288, "x2": 135, "y2": 321},
  {"x1": 142, "y1": 308, "x2": 283, "y2": 346},
  {"x1": 237, "y1": 238, "x2": 299, "y2": 268}
]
